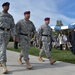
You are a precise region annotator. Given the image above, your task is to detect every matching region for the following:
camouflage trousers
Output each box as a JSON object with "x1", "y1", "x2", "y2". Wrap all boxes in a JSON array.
[
  {"x1": 0, "y1": 31, "x2": 10, "y2": 63},
  {"x1": 19, "y1": 35, "x2": 30, "y2": 61},
  {"x1": 39, "y1": 41, "x2": 51, "y2": 58}
]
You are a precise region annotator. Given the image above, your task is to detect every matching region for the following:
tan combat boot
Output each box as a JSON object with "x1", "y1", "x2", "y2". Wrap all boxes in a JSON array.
[
  {"x1": 49, "y1": 58, "x2": 56, "y2": 65},
  {"x1": 25, "y1": 60, "x2": 32, "y2": 69},
  {"x1": 2, "y1": 62, "x2": 8, "y2": 74},
  {"x1": 38, "y1": 56, "x2": 44, "y2": 62},
  {"x1": 18, "y1": 56, "x2": 22, "y2": 64}
]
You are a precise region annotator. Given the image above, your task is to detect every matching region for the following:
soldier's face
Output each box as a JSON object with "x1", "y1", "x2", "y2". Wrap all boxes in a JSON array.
[
  {"x1": 25, "y1": 14, "x2": 30, "y2": 20},
  {"x1": 45, "y1": 20, "x2": 50, "y2": 25},
  {"x1": 3, "y1": 5, "x2": 9, "y2": 11}
]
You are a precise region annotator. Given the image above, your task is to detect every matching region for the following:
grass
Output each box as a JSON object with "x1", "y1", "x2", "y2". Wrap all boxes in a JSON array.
[
  {"x1": 7, "y1": 47, "x2": 75, "y2": 64},
  {"x1": 51, "y1": 48, "x2": 75, "y2": 64}
]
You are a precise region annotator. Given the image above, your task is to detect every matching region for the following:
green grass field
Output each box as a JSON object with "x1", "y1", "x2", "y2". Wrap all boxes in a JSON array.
[{"x1": 7, "y1": 47, "x2": 75, "y2": 64}]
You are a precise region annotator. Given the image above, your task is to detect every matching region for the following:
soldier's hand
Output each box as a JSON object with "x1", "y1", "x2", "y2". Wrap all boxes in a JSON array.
[
  {"x1": 13, "y1": 35, "x2": 16, "y2": 40},
  {"x1": 13, "y1": 36, "x2": 20, "y2": 42}
]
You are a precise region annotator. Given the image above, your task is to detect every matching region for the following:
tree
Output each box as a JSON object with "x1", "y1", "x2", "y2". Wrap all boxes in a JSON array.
[{"x1": 56, "y1": 20, "x2": 63, "y2": 26}]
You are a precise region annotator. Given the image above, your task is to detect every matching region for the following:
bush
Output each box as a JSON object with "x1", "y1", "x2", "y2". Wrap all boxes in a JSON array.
[{"x1": 9, "y1": 37, "x2": 13, "y2": 42}]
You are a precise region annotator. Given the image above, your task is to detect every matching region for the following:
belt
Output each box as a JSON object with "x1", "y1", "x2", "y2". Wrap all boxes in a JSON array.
[
  {"x1": 0, "y1": 27, "x2": 10, "y2": 31},
  {"x1": 42, "y1": 34, "x2": 51, "y2": 37},
  {"x1": 20, "y1": 33, "x2": 30, "y2": 36}
]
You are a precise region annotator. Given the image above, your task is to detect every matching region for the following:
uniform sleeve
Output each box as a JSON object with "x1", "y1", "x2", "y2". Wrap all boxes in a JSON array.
[
  {"x1": 50, "y1": 28, "x2": 54, "y2": 41},
  {"x1": 10, "y1": 17, "x2": 16, "y2": 36},
  {"x1": 31, "y1": 22, "x2": 36, "y2": 38},
  {"x1": 38, "y1": 26, "x2": 43, "y2": 42},
  {"x1": 32, "y1": 22, "x2": 36, "y2": 34},
  {"x1": 38, "y1": 26, "x2": 43, "y2": 36},
  {"x1": 15, "y1": 21, "x2": 21, "y2": 36}
]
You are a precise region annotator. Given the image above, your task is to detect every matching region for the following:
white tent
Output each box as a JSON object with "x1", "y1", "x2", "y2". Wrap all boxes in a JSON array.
[{"x1": 50, "y1": 23, "x2": 75, "y2": 30}]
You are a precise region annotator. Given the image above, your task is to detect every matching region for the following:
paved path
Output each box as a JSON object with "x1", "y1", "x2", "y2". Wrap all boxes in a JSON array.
[{"x1": 0, "y1": 50, "x2": 75, "y2": 75}]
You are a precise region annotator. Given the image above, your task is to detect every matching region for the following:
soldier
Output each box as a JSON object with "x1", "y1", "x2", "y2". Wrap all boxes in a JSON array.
[
  {"x1": 38, "y1": 17, "x2": 56, "y2": 65},
  {"x1": 14, "y1": 11, "x2": 36, "y2": 69},
  {"x1": 0, "y1": 2, "x2": 15, "y2": 74}
]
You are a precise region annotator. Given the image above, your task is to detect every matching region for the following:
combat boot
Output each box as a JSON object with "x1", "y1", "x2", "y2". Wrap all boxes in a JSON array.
[
  {"x1": 25, "y1": 60, "x2": 32, "y2": 69},
  {"x1": 38, "y1": 56, "x2": 44, "y2": 62},
  {"x1": 2, "y1": 62, "x2": 8, "y2": 74},
  {"x1": 49, "y1": 58, "x2": 56, "y2": 65},
  {"x1": 18, "y1": 56, "x2": 22, "y2": 64}
]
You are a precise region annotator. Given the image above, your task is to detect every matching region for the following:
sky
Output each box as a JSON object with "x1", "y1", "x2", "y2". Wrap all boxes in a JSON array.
[{"x1": 0, "y1": 0, "x2": 75, "y2": 30}]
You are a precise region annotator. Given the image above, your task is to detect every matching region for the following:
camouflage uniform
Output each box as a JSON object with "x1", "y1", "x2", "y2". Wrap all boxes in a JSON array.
[
  {"x1": 38, "y1": 24, "x2": 52, "y2": 58},
  {"x1": 0, "y1": 11, "x2": 15, "y2": 63},
  {"x1": 16, "y1": 19, "x2": 36, "y2": 61}
]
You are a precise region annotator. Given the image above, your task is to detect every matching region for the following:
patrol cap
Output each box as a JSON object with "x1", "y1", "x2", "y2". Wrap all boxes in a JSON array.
[
  {"x1": 2, "y1": 2, "x2": 10, "y2": 7},
  {"x1": 24, "y1": 11, "x2": 30, "y2": 15},
  {"x1": 44, "y1": 17, "x2": 50, "y2": 21}
]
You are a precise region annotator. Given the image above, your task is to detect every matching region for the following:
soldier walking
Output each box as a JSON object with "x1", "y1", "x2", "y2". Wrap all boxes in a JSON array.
[
  {"x1": 38, "y1": 17, "x2": 56, "y2": 65},
  {"x1": 0, "y1": 2, "x2": 15, "y2": 74},
  {"x1": 14, "y1": 11, "x2": 36, "y2": 69}
]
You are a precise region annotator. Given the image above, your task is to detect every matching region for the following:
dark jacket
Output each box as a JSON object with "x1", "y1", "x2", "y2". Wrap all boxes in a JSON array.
[
  {"x1": 72, "y1": 31, "x2": 75, "y2": 42},
  {"x1": 71, "y1": 30, "x2": 75, "y2": 54}
]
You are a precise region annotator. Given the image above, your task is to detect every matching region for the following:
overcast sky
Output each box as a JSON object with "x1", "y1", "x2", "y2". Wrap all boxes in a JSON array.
[{"x1": 0, "y1": 0, "x2": 75, "y2": 30}]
